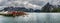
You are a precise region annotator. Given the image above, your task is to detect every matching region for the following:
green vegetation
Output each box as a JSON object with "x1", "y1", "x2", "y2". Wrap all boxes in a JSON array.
[
  {"x1": 0, "y1": 14, "x2": 14, "y2": 17},
  {"x1": 52, "y1": 8, "x2": 60, "y2": 12}
]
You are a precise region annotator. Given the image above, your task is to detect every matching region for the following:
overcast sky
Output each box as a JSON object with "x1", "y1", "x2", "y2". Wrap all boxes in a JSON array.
[
  {"x1": 0, "y1": 0, "x2": 60, "y2": 10},
  {"x1": 49, "y1": 0, "x2": 60, "y2": 5}
]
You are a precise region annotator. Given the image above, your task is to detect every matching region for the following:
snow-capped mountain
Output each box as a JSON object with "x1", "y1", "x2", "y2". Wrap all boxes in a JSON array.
[
  {"x1": 0, "y1": 0, "x2": 60, "y2": 12},
  {"x1": 0, "y1": 6, "x2": 40, "y2": 12}
]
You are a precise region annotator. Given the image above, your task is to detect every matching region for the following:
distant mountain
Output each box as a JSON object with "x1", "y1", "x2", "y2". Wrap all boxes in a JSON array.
[
  {"x1": 41, "y1": 2, "x2": 54, "y2": 12},
  {"x1": 58, "y1": 5, "x2": 60, "y2": 8},
  {"x1": 2, "y1": 6, "x2": 40, "y2": 12},
  {"x1": 41, "y1": 2, "x2": 60, "y2": 12},
  {"x1": 34, "y1": 9, "x2": 40, "y2": 12},
  {"x1": 2, "y1": 2, "x2": 60, "y2": 12},
  {"x1": 3, "y1": 7, "x2": 28, "y2": 11}
]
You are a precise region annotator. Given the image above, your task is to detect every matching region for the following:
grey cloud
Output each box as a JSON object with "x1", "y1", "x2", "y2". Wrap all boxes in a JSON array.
[
  {"x1": 29, "y1": 1, "x2": 46, "y2": 6},
  {"x1": 49, "y1": 0, "x2": 60, "y2": 5},
  {"x1": 0, "y1": 0, "x2": 48, "y2": 6},
  {"x1": 0, "y1": 0, "x2": 48, "y2": 10}
]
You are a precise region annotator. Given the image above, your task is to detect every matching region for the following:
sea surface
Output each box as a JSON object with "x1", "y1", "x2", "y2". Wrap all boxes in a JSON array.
[{"x1": 0, "y1": 13, "x2": 60, "y2": 23}]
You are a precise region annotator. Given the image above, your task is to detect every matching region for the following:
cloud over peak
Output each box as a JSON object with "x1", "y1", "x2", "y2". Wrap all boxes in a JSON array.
[{"x1": 0, "y1": 0, "x2": 48, "y2": 10}]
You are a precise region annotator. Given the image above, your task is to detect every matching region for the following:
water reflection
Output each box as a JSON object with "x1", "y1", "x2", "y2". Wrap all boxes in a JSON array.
[{"x1": 0, "y1": 13, "x2": 60, "y2": 23}]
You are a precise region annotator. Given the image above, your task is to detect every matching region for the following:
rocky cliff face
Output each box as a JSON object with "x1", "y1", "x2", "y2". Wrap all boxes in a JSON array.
[
  {"x1": 41, "y1": 3, "x2": 54, "y2": 12},
  {"x1": 41, "y1": 2, "x2": 60, "y2": 12}
]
